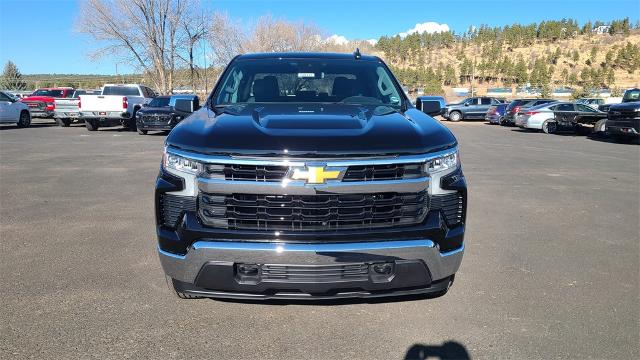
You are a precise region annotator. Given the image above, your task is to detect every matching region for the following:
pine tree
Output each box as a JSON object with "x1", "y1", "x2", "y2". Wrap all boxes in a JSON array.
[{"x1": 0, "y1": 61, "x2": 27, "y2": 90}]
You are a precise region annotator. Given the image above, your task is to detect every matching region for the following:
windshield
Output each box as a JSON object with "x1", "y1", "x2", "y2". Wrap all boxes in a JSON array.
[
  {"x1": 623, "y1": 89, "x2": 640, "y2": 102},
  {"x1": 148, "y1": 97, "x2": 171, "y2": 107},
  {"x1": 33, "y1": 89, "x2": 64, "y2": 97},
  {"x1": 213, "y1": 58, "x2": 404, "y2": 108},
  {"x1": 102, "y1": 86, "x2": 141, "y2": 96}
]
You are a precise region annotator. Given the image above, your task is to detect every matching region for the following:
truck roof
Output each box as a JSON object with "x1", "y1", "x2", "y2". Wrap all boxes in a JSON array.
[{"x1": 235, "y1": 52, "x2": 381, "y2": 62}]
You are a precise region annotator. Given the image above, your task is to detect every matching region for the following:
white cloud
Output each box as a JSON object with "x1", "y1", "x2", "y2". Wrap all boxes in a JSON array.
[
  {"x1": 326, "y1": 34, "x2": 349, "y2": 45},
  {"x1": 398, "y1": 22, "x2": 450, "y2": 38}
]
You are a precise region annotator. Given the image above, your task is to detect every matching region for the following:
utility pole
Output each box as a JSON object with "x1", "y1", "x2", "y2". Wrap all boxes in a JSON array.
[
  {"x1": 202, "y1": 11, "x2": 208, "y2": 95},
  {"x1": 471, "y1": 56, "x2": 476, "y2": 97}
]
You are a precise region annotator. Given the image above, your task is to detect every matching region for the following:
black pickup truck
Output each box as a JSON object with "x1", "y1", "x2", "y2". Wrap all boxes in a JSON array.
[
  {"x1": 156, "y1": 52, "x2": 467, "y2": 300},
  {"x1": 135, "y1": 94, "x2": 199, "y2": 135},
  {"x1": 606, "y1": 88, "x2": 639, "y2": 143}
]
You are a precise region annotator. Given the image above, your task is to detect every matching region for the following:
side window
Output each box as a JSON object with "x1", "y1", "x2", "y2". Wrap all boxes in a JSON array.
[
  {"x1": 465, "y1": 98, "x2": 476, "y2": 105},
  {"x1": 480, "y1": 98, "x2": 492, "y2": 105},
  {"x1": 556, "y1": 104, "x2": 574, "y2": 111},
  {"x1": 577, "y1": 104, "x2": 596, "y2": 112}
]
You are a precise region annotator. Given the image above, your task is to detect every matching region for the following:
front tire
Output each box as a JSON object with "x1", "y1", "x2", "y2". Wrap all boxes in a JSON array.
[
  {"x1": 137, "y1": 128, "x2": 148, "y2": 135},
  {"x1": 542, "y1": 120, "x2": 556, "y2": 134},
  {"x1": 449, "y1": 111, "x2": 462, "y2": 122},
  {"x1": 56, "y1": 118, "x2": 71, "y2": 127},
  {"x1": 85, "y1": 119, "x2": 99, "y2": 131},
  {"x1": 16, "y1": 110, "x2": 31, "y2": 128}
]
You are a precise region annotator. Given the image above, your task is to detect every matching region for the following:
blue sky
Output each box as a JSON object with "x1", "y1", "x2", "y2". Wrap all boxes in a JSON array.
[{"x1": 0, "y1": 0, "x2": 638, "y2": 74}]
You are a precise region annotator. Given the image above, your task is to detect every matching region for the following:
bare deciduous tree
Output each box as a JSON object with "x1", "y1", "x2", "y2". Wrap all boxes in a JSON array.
[
  {"x1": 207, "y1": 13, "x2": 326, "y2": 66},
  {"x1": 77, "y1": 0, "x2": 194, "y2": 94}
]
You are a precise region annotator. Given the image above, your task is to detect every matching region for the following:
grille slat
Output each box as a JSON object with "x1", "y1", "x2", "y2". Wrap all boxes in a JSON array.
[
  {"x1": 199, "y1": 191, "x2": 429, "y2": 231},
  {"x1": 430, "y1": 193, "x2": 464, "y2": 226},
  {"x1": 261, "y1": 264, "x2": 369, "y2": 282},
  {"x1": 160, "y1": 194, "x2": 197, "y2": 228}
]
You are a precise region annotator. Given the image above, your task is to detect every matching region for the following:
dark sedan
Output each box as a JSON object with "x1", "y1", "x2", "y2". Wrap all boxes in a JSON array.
[{"x1": 549, "y1": 103, "x2": 608, "y2": 134}]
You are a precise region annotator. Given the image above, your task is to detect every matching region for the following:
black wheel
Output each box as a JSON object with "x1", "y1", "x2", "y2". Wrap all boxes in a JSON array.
[
  {"x1": 448, "y1": 111, "x2": 462, "y2": 122},
  {"x1": 542, "y1": 120, "x2": 556, "y2": 134},
  {"x1": 165, "y1": 276, "x2": 201, "y2": 299},
  {"x1": 593, "y1": 119, "x2": 607, "y2": 134},
  {"x1": 16, "y1": 110, "x2": 31, "y2": 128},
  {"x1": 137, "y1": 128, "x2": 148, "y2": 135},
  {"x1": 56, "y1": 118, "x2": 71, "y2": 127},
  {"x1": 85, "y1": 119, "x2": 99, "y2": 131}
]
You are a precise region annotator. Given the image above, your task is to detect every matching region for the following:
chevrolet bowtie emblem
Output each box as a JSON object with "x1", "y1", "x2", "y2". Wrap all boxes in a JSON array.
[{"x1": 290, "y1": 166, "x2": 343, "y2": 184}]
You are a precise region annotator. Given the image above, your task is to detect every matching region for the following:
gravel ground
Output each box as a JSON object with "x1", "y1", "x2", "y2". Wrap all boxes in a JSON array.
[{"x1": 1, "y1": 119, "x2": 638, "y2": 359}]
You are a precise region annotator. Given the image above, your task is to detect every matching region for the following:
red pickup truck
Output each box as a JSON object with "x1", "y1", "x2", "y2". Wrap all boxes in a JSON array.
[{"x1": 20, "y1": 88, "x2": 75, "y2": 118}]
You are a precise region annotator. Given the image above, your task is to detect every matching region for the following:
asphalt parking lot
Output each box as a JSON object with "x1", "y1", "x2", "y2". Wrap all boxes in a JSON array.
[{"x1": 1, "y1": 119, "x2": 638, "y2": 359}]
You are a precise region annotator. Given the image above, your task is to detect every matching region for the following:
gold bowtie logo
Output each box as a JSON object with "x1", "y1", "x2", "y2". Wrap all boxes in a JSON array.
[{"x1": 291, "y1": 166, "x2": 342, "y2": 184}]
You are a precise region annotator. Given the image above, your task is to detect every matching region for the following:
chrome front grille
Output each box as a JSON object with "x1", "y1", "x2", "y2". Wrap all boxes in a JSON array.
[
  {"x1": 198, "y1": 191, "x2": 429, "y2": 231},
  {"x1": 141, "y1": 114, "x2": 172, "y2": 124},
  {"x1": 204, "y1": 163, "x2": 423, "y2": 182}
]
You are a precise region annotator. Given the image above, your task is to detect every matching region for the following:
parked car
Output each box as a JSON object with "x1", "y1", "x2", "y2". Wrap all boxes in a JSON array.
[
  {"x1": 514, "y1": 101, "x2": 570, "y2": 132},
  {"x1": 416, "y1": 96, "x2": 446, "y2": 116},
  {"x1": 20, "y1": 87, "x2": 75, "y2": 118},
  {"x1": 606, "y1": 88, "x2": 639, "y2": 143},
  {"x1": 53, "y1": 89, "x2": 99, "y2": 127},
  {"x1": 444, "y1": 97, "x2": 504, "y2": 121},
  {"x1": 157, "y1": 52, "x2": 466, "y2": 300},
  {"x1": 485, "y1": 102, "x2": 509, "y2": 124},
  {"x1": 135, "y1": 94, "x2": 199, "y2": 134},
  {"x1": 0, "y1": 91, "x2": 31, "y2": 127},
  {"x1": 78, "y1": 84, "x2": 157, "y2": 131},
  {"x1": 501, "y1": 98, "x2": 556, "y2": 126},
  {"x1": 549, "y1": 103, "x2": 608, "y2": 134}
]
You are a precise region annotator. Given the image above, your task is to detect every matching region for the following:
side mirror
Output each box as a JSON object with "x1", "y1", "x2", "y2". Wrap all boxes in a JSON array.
[
  {"x1": 141, "y1": 103, "x2": 148, "y2": 107},
  {"x1": 174, "y1": 99, "x2": 195, "y2": 113},
  {"x1": 419, "y1": 100, "x2": 442, "y2": 117},
  {"x1": 464, "y1": 102, "x2": 470, "y2": 107}
]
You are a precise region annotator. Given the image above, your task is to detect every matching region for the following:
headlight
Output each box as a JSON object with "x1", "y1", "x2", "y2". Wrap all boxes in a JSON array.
[
  {"x1": 163, "y1": 148, "x2": 201, "y2": 175},
  {"x1": 425, "y1": 151, "x2": 458, "y2": 174}
]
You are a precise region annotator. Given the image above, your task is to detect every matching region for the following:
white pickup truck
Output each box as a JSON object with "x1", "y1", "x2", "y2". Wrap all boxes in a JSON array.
[
  {"x1": 79, "y1": 84, "x2": 157, "y2": 131},
  {"x1": 54, "y1": 89, "x2": 99, "y2": 127}
]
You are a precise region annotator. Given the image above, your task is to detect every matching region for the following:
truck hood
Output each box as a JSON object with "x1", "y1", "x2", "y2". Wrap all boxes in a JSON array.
[
  {"x1": 166, "y1": 103, "x2": 457, "y2": 156},
  {"x1": 609, "y1": 102, "x2": 640, "y2": 111},
  {"x1": 21, "y1": 96, "x2": 55, "y2": 103}
]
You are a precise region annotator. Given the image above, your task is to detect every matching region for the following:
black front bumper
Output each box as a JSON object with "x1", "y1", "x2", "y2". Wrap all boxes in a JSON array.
[
  {"x1": 606, "y1": 118, "x2": 640, "y2": 138},
  {"x1": 156, "y1": 166, "x2": 466, "y2": 300}
]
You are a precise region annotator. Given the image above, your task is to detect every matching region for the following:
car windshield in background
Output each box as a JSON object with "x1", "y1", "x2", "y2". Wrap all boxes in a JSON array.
[
  {"x1": 148, "y1": 97, "x2": 171, "y2": 107},
  {"x1": 33, "y1": 90, "x2": 64, "y2": 97},
  {"x1": 102, "y1": 86, "x2": 141, "y2": 96},
  {"x1": 213, "y1": 58, "x2": 404, "y2": 107},
  {"x1": 623, "y1": 90, "x2": 640, "y2": 102}
]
